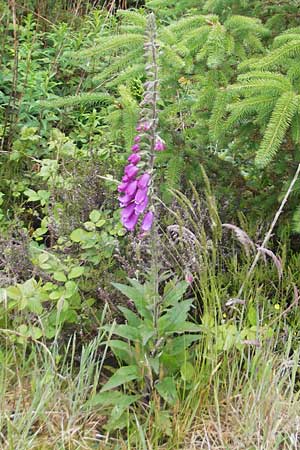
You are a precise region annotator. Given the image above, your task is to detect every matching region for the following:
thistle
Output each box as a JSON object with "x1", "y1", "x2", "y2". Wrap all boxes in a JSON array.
[{"x1": 118, "y1": 13, "x2": 165, "y2": 233}]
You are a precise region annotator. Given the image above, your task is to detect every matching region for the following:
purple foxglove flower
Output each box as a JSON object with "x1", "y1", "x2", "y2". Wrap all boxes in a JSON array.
[
  {"x1": 131, "y1": 144, "x2": 140, "y2": 152},
  {"x1": 118, "y1": 181, "x2": 129, "y2": 193},
  {"x1": 154, "y1": 138, "x2": 166, "y2": 151},
  {"x1": 121, "y1": 202, "x2": 136, "y2": 220},
  {"x1": 142, "y1": 122, "x2": 151, "y2": 131},
  {"x1": 141, "y1": 211, "x2": 154, "y2": 231},
  {"x1": 122, "y1": 175, "x2": 129, "y2": 182},
  {"x1": 185, "y1": 272, "x2": 194, "y2": 284},
  {"x1": 136, "y1": 121, "x2": 151, "y2": 132},
  {"x1": 135, "y1": 187, "x2": 148, "y2": 205},
  {"x1": 138, "y1": 173, "x2": 151, "y2": 189},
  {"x1": 125, "y1": 180, "x2": 138, "y2": 196},
  {"x1": 134, "y1": 135, "x2": 141, "y2": 143},
  {"x1": 119, "y1": 193, "x2": 135, "y2": 207},
  {"x1": 135, "y1": 195, "x2": 148, "y2": 214},
  {"x1": 122, "y1": 211, "x2": 139, "y2": 231},
  {"x1": 125, "y1": 164, "x2": 139, "y2": 179},
  {"x1": 128, "y1": 153, "x2": 141, "y2": 164}
]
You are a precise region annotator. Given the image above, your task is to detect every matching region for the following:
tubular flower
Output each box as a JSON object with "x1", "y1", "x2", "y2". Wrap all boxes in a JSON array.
[
  {"x1": 154, "y1": 137, "x2": 166, "y2": 151},
  {"x1": 128, "y1": 153, "x2": 141, "y2": 164},
  {"x1": 141, "y1": 211, "x2": 154, "y2": 231},
  {"x1": 118, "y1": 13, "x2": 160, "y2": 233}
]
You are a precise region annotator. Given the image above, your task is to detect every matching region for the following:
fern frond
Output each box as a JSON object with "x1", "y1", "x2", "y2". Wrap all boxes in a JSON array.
[
  {"x1": 273, "y1": 33, "x2": 300, "y2": 48},
  {"x1": 118, "y1": 85, "x2": 139, "y2": 151},
  {"x1": 291, "y1": 112, "x2": 300, "y2": 144},
  {"x1": 225, "y1": 15, "x2": 268, "y2": 36},
  {"x1": 91, "y1": 50, "x2": 142, "y2": 85},
  {"x1": 227, "y1": 79, "x2": 291, "y2": 97},
  {"x1": 118, "y1": 25, "x2": 146, "y2": 34},
  {"x1": 71, "y1": 34, "x2": 144, "y2": 60},
  {"x1": 287, "y1": 61, "x2": 300, "y2": 83},
  {"x1": 199, "y1": 23, "x2": 227, "y2": 69},
  {"x1": 165, "y1": 154, "x2": 185, "y2": 193},
  {"x1": 245, "y1": 34, "x2": 265, "y2": 53},
  {"x1": 248, "y1": 40, "x2": 300, "y2": 70},
  {"x1": 255, "y1": 91, "x2": 299, "y2": 168},
  {"x1": 237, "y1": 71, "x2": 293, "y2": 91},
  {"x1": 227, "y1": 95, "x2": 276, "y2": 120},
  {"x1": 37, "y1": 92, "x2": 113, "y2": 109},
  {"x1": 182, "y1": 25, "x2": 211, "y2": 55},
  {"x1": 209, "y1": 90, "x2": 229, "y2": 142},
  {"x1": 106, "y1": 64, "x2": 145, "y2": 88},
  {"x1": 117, "y1": 9, "x2": 147, "y2": 27},
  {"x1": 166, "y1": 15, "x2": 207, "y2": 34}
]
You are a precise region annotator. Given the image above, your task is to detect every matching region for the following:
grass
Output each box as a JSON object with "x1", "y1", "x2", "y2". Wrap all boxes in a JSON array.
[
  {"x1": 1, "y1": 184, "x2": 300, "y2": 449},
  {"x1": 0, "y1": 335, "x2": 299, "y2": 449}
]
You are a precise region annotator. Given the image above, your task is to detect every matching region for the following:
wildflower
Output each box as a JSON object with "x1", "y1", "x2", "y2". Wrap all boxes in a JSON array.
[
  {"x1": 135, "y1": 195, "x2": 148, "y2": 214},
  {"x1": 135, "y1": 187, "x2": 148, "y2": 204},
  {"x1": 125, "y1": 164, "x2": 139, "y2": 179},
  {"x1": 122, "y1": 211, "x2": 139, "y2": 231},
  {"x1": 134, "y1": 135, "x2": 141, "y2": 143},
  {"x1": 154, "y1": 137, "x2": 166, "y2": 151},
  {"x1": 131, "y1": 144, "x2": 140, "y2": 152},
  {"x1": 119, "y1": 193, "x2": 135, "y2": 207},
  {"x1": 128, "y1": 153, "x2": 141, "y2": 164},
  {"x1": 185, "y1": 272, "x2": 194, "y2": 284},
  {"x1": 141, "y1": 211, "x2": 154, "y2": 231},
  {"x1": 136, "y1": 121, "x2": 151, "y2": 132},
  {"x1": 125, "y1": 180, "x2": 138, "y2": 196},
  {"x1": 117, "y1": 181, "x2": 129, "y2": 192},
  {"x1": 138, "y1": 173, "x2": 151, "y2": 189}
]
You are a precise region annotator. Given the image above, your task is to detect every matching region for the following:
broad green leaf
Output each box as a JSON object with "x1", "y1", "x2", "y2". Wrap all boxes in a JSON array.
[
  {"x1": 166, "y1": 334, "x2": 201, "y2": 355},
  {"x1": 163, "y1": 280, "x2": 189, "y2": 306},
  {"x1": 68, "y1": 266, "x2": 84, "y2": 279},
  {"x1": 6, "y1": 286, "x2": 22, "y2": 300},
  {"x1": 105, "y1": 324, "x2": 140, "y2": 341},
  {"x1": 155, "y1": 377, "x2": 178, "y2": 405},
  {"x1": 53, "y1": 272, "x2": 67, "y2": 282},
  {"x1": 89, "y1": 210, "x2": 101, "y2": 223},
  {"x1": 108, "y1": 339, "x2": 134, "y2": 364},
  {"x1": 180, "y1": 361, "x2": 195, "y2": 381},
  {"x1": 158, "y1": 300, "x2": 194, "y2": 332},
  {"x1": 112, "y1": 282, "x2": 151, "y2": 319},
  {"x1": 27, "y1": 296, "x2": 43, "y2": 314},
  {"x1": 86, "y1": 390, "x2": 140, "y2": 408},
  {"x1": 64, "y1": 281, "x2": 77, "y2": 298},
  {"x1": 118, "y1": 306, "x2": 141, "y2": 327},
  {"x1": 70, "y1": 228, "x2": 90, "y2": 243},
  {"x1": 101, "y1": 365, "x2": 140, "y2": 392},
  {"x1": 24, "y1": 189, "x2": 40, "y2": 202},
  {"x1": 29, "y1": 326, "x2": 43, "y2": 340}
]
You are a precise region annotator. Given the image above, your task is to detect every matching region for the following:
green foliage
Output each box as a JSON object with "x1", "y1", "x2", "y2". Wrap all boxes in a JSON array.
[
  {"x1": 1, "y1": 2, "x2": 300, "y2": 448},
  {"x1": 97, "y1": 274, "x2": 200, "y2": 428}
]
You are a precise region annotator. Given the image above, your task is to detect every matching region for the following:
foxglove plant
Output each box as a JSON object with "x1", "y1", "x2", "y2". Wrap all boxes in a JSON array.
[{"x1": 118, "y1": 13, "x2": 165, "y2": 233}]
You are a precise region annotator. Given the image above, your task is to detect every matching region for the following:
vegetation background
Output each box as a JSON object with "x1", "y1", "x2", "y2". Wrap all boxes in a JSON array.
[{"x1": 0, "y1": 0, "x2": 300, "y2": 448}]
